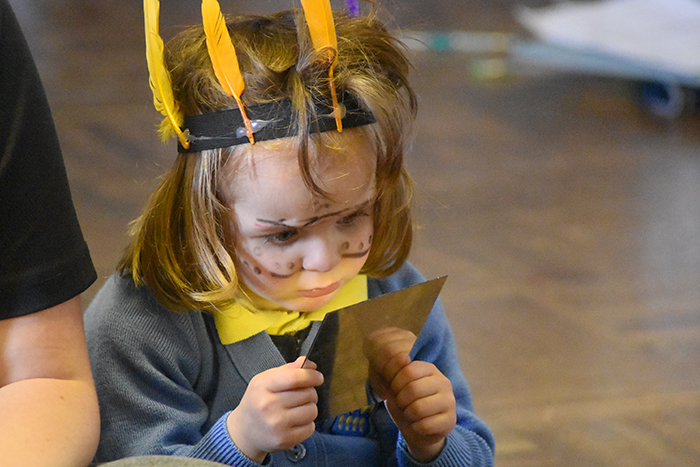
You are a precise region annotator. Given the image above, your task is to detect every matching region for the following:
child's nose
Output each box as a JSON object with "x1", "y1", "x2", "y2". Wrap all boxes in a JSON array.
[{"x1": 301, "y1": 236, "x2": 342, "y2": 272}]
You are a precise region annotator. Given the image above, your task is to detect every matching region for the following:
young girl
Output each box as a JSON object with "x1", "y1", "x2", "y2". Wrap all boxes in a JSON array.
[{"x1": 84, "y1": 1, "x2": 494, "y2": 466}]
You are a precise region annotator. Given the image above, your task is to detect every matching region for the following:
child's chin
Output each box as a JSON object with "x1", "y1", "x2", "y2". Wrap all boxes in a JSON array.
[{"x1": 283, "y1": 294, "x2": 337, "y2": 313}]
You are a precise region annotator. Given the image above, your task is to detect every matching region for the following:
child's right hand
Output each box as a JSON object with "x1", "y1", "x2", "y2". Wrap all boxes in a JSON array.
[{"x1": 226, "y1": 356, "x2": 324, "y2": 463}]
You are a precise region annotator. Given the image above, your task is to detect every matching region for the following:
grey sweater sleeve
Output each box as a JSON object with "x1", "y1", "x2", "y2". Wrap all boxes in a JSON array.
[{"x1": 84, "y1": 276, "x2": 260, "y2": 465}]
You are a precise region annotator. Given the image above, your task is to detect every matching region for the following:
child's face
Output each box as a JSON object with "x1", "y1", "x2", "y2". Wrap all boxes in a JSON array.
[{"x1": 221, "y1": 135, "x2": 376, "y2": 312}]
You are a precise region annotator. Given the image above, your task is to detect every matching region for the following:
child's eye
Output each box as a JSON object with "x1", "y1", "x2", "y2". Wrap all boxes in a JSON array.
[{"x1": 265, "y1": 229, "x2": 298, "y2": 245}]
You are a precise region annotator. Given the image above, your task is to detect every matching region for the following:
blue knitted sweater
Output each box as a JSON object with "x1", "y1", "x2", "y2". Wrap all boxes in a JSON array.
[{"x1": 84, "y1": 262, "x2": 494, "y2": 466}]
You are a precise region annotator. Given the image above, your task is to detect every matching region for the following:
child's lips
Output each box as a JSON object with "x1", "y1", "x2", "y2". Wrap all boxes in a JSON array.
[{"x1": 297, "y1": 281, "x2": 341, "y2": 298}]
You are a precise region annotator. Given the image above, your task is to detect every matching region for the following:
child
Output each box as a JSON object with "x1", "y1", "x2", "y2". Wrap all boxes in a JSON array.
[{"x1": 84, "y1": 1, "x2": 495, "y2": 466}]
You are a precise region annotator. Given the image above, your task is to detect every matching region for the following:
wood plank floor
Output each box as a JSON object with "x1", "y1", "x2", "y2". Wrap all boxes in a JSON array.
[{"x1": 12, "y1": 0, "x2": 700, "y2": 465}]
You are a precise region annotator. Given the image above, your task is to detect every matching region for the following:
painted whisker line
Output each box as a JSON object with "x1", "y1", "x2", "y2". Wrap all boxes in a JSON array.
[
  {"x1": 342, "y1": 247, "x2": 371, "y2": 259},
  {"x1": 270, "y1": 271, "x2": 296, "y2": 279}
]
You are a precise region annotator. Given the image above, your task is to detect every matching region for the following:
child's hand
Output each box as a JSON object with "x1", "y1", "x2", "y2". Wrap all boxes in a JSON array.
[
  {"x1": 364, "y1": 327, "x2": 457, "y2": 463},
  {"x1": 227, "y1": 357, "x2": 324, "y2": 463}
]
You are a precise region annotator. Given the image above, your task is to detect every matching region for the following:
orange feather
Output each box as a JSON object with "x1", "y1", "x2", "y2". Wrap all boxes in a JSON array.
[
  {"x1": 300, "y1": 0, "x2": 343, "y2": 131},
  {"x1": 202, "y1": 0, "x2": 254, "y2": 144}
]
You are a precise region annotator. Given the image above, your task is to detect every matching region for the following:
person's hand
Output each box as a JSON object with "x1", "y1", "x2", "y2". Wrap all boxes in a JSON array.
[
  {"x1": 364, "y1": 327, "x2": 456, "y2": 462},
  {"x1": 227, "y1": 357, "x2": 323, "y2": 463}
]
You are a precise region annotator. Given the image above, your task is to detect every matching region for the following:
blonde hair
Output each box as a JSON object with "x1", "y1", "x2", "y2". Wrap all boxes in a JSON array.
[{"x1": 120, "y1": 8, "x2": 417, "y2": 312}]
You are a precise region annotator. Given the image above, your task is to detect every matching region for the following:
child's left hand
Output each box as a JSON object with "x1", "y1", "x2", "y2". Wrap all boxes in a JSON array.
[{"x1": 364, "y1": 327, "x2": 457, "y2": 463}]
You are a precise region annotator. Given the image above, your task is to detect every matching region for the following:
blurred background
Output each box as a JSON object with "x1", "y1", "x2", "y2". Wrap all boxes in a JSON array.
[{"x1": 10, "y1": 0, "x2": 700, "y2": 465}]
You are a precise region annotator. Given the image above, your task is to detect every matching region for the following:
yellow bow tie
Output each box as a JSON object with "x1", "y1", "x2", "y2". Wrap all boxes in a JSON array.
[{"x1": 213, "y1": 275, "x2": 368, "y2": 345}]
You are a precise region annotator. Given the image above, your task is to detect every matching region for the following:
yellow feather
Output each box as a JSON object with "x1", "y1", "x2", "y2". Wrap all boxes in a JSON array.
[
  {"x1": 300, "y1": 0, "x2": 343, "y2": 131},
  {"x1": 202, "y1": 0, "x2": 254, "y2": 144},
  {"x1": 144, "y1": 0, "x2": 189, "y2": 148},
  {"x1": 202, "y1": 0, "x2": 244, "y2": 97}
]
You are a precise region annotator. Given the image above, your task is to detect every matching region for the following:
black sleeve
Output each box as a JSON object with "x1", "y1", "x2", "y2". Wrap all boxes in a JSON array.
[{"x1": 0, "y1": 0, "x2": 96, "y2": 319}]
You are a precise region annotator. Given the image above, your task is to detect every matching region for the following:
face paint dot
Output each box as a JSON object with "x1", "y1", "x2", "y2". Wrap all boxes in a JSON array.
[
  {"x1": 340, "y1": 242, "x2": 350, "y2": 251},
  {"x1": 287, "y1": 262, "x2": 295, "y2": 270},
  {"x1": 253, "y1": 246, "x2": 262, "y2": 255},
  {"x1": 254, "y1": 267, "x2": 262, "y2": 275},
  {"x1": 368, "y1": 235, "x2": 373, "y2": 243},
  {"x1": 359, "y1": 242, "x2": 364, "y2": 250}
]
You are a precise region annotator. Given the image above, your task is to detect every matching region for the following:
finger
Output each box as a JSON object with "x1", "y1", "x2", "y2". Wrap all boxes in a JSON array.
[
  {"x1": 266, "y1": 366, "x2": 324, "y2": 393},
  {"x1": 293, "y1": 356, "x2": 317, "y2": 370},
  {"x1": 365, "y1": 328, "x2": 415, "y2": 373},
  {"x1": 278, "y1": 424, "x2": 316, "y2": 450},
  {"x1": 405, "y1": 410, "x2": 456, "y2": 440},
  {"x1": 390, "y1": 361, "x2": 441, "y2": 398},
  {"x1": 264, "y1": 405, "x2": 318, "y2": 452},
  {"x1": 399, "y1": 390, "x2": 455, "y2": 425},
  {"x1": 393, "y1": 377, "x2": 438, "y2": 413},
  {"x1": 276, "y1": 386, "x2": 320, "y2": 410},
  {"x1": 365, "y1": 327, "x2": 416, "y2": 360},
  {"x1": 385, "y1": 395, "x2": 455, "y2": 448},
  {"x1": 367, "y1": 350, "x2": 410, "y2": 400},
  {"x1": 391, "y1": 363, "x2": 455, "y2": 419},
  {"x1": 281, "y1": 399, "x2": 320, "y2": 427},
  {"x1": 382, "y1": 351, "x2": 412, "y2": 388}
]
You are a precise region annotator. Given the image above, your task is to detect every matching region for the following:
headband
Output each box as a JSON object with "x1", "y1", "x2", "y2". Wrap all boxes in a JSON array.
[
  {"x1": 178, "y1": 93, "x2": 375, "y2": 153},
  {"x1": 145, "y1": 0, "x2": 368, "y2": 153}
]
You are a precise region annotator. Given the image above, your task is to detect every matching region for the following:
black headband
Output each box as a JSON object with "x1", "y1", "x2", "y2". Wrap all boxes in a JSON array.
[{"x1": 177, "y1": 93, "x2": 376, "y2": 153}]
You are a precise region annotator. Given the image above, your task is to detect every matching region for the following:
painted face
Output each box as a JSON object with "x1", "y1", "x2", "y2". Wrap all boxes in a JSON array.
[{"x1": 220, "y1": 135, "x2": 376, "y2": 312}]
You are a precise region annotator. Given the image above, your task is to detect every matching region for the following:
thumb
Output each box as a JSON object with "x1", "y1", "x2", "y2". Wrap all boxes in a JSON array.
[{"x1": 291, "y1": 356, "x2": 317, "y2": 370}]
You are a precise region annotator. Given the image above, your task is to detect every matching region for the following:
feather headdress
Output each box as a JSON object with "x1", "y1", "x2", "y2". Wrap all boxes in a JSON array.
[
  {"x1": 143, "y1": 0, "x2": 190, "y2": 149},
  {"x1": 201, "y1": 0, "x2": 254, "y2": 144},
  {"x1": 300, "y1": 0, "x2": 343, "y2": 131}
]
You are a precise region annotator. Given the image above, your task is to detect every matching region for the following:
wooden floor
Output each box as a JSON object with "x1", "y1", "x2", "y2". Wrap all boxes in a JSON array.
[{"x1": 13, "y1": 0, "x2": 700, "y2": 465}]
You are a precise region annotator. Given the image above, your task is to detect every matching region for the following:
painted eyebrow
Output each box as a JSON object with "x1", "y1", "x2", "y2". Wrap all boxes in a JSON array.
[
  {"x1": 255, "y1": 200, "x2": 373, "y2": 229},
  {"x1": 254, "y1": 219, "x2": 295, "y2": 230}
]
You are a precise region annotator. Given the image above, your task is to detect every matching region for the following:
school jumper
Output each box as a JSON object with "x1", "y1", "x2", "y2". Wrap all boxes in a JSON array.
[{"x1": 84, "y1": 262, "x2": 495, "y2": 466}]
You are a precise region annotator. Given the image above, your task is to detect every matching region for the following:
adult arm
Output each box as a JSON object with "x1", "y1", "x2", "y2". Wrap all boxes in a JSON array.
[{"x1": 0, "y1": 296, "x2": 100, "y2": 467}]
